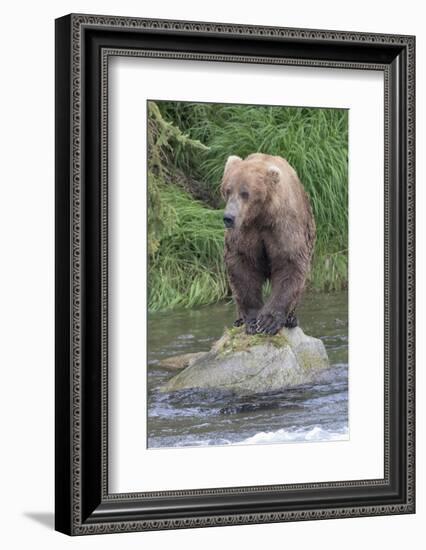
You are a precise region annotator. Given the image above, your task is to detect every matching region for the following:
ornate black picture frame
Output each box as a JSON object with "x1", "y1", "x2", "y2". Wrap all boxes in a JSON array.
[{"x1": 55, "y1": 13, "x2": 415, "y2": 535}]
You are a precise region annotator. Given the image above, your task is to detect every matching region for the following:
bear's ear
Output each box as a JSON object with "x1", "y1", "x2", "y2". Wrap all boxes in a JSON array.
[
  {"x1": 224, "y1": 155, "x2": 242, "y2": 175},
  {"x1": 266, "y1": 165, "x2": 281, "y2": 185}
]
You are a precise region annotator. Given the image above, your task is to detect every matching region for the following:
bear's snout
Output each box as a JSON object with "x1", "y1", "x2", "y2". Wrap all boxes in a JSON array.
[{"x1": 223, "y1": 214, "x2": 235, "y2": 228}]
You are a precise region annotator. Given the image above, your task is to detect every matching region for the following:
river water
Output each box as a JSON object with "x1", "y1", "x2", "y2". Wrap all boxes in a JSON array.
[{"x1": 147, "y1": 291, "x2": 348, "y2": 448}]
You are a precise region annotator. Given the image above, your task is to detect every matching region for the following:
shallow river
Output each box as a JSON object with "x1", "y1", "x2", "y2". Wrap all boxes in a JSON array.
[{"x1": 147, "y1": 291, "x2": 348, "y2": 448}]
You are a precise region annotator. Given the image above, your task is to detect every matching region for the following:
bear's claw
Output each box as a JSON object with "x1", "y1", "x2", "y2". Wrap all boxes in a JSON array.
[
  {"x1": 233, "y1": 318, "x2": 244, "y2": 328},
  {"x1": 284, "y1": 313, "x2": 298, "y2": 328},
  {"x1": 255, "y1": 313, "x2": 285, "y2": 335},
  {"x1": 245, "y1": 319, "x2": 258, "y2": 335}
]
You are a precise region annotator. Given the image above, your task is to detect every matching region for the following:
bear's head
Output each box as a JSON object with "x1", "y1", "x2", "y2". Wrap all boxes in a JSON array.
[{"x1": 220, "y1": 154, "x2": 281, "y2": 230}]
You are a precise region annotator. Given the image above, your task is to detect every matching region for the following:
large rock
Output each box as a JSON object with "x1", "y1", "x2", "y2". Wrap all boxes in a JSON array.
[{"x1": 160, "y1": 326, "x2": 329, "y2": 395}]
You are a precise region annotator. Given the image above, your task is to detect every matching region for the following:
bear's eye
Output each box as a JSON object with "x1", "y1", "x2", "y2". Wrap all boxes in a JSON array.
[{"x1": 240, "y1": 190, "x2": 249, "y2": 200}]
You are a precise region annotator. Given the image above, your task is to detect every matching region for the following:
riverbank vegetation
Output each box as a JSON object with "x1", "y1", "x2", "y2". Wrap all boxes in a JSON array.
[{"x1": 148, "y1": 100, "x2": 348, "y2": 311}]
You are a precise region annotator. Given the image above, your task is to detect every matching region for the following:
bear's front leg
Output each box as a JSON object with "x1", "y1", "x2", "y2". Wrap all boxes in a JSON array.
[
  {"x1": 226, "y1": 258, "x2": 264, "y2": 335},
  {"x1": 256, "y1": 310, "x2": 298, "y2": 334},
  {"x1": 256, "y1": 311, "x2": 287, "y2": 335},
  {"x1": 256, "y1": 268, "x2": 304, "y2": 335},
  {"x1": 234, "y1": 315, "x2": 261, "y2": 333}
]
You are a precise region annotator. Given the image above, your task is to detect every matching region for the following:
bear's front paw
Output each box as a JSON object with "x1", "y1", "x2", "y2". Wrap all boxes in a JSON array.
[
  {"x1": 245, "y1": 319, "x2": 258, "y2": 335},
  {"x1": 233, "y1": 318, "x2": 244, "y2": 328},
  {"x1": 284, "y1": 312, "x2": 298, "y2": 328},
  {"x1": 256, "y1": 313, "x2": 285, "y2": 335}
]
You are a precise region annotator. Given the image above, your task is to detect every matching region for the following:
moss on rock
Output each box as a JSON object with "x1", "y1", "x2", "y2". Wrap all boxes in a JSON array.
[{"x1": 213, "y1": 325, "x2": 290, "y2": 356}]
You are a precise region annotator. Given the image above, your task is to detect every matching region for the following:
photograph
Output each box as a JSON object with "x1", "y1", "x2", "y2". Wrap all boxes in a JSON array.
[
  {"x1": 146, "y1": 100, "x2": 349, "y2": 449},
  {"x1": 53, "y1": 12, "x2": 415, "y2": 535}
]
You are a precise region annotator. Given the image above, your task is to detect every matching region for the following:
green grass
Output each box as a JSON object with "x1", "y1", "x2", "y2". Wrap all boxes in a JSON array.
[
  {"x1": 149, "y1": 101, "x2": 348, "y2": 311},
  {"x1": 147, "y1": 102, "x2": 227, "y2": 311},
  {"x1": 148, "y1": 184, "x2": 227, "y2": 311}
]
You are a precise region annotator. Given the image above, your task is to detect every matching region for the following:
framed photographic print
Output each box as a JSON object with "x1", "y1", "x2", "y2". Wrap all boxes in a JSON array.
[{"x1": 55, "y1": 14, "x2": 415, "y2": 535}]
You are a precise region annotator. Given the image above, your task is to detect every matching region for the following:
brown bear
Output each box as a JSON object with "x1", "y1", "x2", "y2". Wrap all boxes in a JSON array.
[{"x1": 221, "y1": 153, "x2": 316, "y2": 335}]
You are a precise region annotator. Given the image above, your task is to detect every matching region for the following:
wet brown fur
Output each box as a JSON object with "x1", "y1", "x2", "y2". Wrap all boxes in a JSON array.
[{"x1": 221, "y1": 153, "x2": 316, "y2": 334}]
